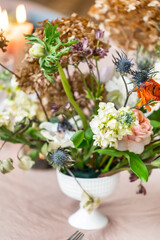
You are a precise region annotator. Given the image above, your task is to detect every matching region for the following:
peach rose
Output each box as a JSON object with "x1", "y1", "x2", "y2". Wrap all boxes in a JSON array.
[{"x1": 117, "y1": 109, "x2": 153, "y2": 154}]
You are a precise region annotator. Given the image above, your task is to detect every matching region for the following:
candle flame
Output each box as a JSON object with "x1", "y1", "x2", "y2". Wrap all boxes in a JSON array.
[
  {"x1": 0, "y1": 9, "x2": 9, "y2": 31},
  {"x1": 16, "y1": 4, "x2": 27, "y2": 24}
]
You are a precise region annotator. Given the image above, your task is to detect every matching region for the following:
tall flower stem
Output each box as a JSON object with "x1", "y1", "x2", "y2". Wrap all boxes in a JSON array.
[
  {"x1": 65, "y1": 166, "x2": 94, "y2": 202},
  {"x1": 58, "y1": 62, "x2": 88, "y2": 130},
  {"x1": 121, "y1": 74, "x2": 130, "y2": 107},
  {"x1": 35, "y1": 90, "x2": 49, "y2": 121},
  {"x1": 0, "y1": 63, "x2": 20, "y2": 79}
]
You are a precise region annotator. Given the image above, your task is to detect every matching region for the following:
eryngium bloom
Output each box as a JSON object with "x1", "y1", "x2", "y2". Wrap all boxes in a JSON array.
[
  {"x1": 48, "y1": 148, "x2": 72, "y2": 168},
  {"x1": 131, "y1": 68, "x2": 156, "y2": 86},
  {"x1": 113, "y1": 51, "x2": 133, "y2": 74}
]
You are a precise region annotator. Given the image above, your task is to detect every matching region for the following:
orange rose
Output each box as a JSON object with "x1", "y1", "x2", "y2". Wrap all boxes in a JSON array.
[{"x1": 136, "y1": 79, "x2": 160, "y2": 111}]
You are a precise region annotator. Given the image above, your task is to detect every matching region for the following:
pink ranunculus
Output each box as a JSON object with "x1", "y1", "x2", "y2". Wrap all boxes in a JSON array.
[{"x1": 117, "y1": 109, "x2": 153, "y2": 154}]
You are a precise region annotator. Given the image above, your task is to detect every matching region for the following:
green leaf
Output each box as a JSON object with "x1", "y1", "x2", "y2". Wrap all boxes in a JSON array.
[
  {"x1": 49, "y1": 117, "x2": 59, "y2": 124},
  {"x1": 78, "y1": 139, "x2": 89, "y2": 148},
  {"x1": 127, "y1": 152, "x2": 149, "y2": 182},
  {"x1": 85, "y1": 127, "x2": 93, "y2": 141},
  {"x1": 95, "y1": 148, "x2": 127, "y2": 157},
  {"x1": 149, "y1": 109, "x2": 160, "y2": 121},
  {"x1": 29, "y1": 150, "x2": 39, "y2": 160},
  {"x1": 41, "y1": 143, "x2": 49, "y2": 157},
  {"x1": 71, "y1": 130, "x2": 84, "y2": 148},
  {"x1": 150, "y1": 120, "x2": 160, "y2": 129},
  {"x1": 151, "y1": 157, "x2": 160, "y2": 168}
]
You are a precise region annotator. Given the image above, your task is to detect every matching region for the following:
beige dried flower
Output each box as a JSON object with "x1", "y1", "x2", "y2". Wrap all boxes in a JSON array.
[
  {"x1": 0, "y1": 31, "x2": 9, "y2": 52},
  {"x1": 36, "y1": 13, "x2": 109, "y2": 64},
  {"x1": 16, "y1": 14, "x2": 108, "y2": 115},
  {"x1": 89, "y1": 0, "x2": 160, "y2": 52}
]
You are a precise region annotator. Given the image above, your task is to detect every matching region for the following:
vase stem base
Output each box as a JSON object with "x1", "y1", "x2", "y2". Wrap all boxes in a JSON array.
[{"x1": 68, "y1": 208, "x2": 108, "y2": 230}]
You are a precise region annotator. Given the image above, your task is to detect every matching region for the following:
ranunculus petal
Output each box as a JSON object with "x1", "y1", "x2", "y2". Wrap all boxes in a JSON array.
[
  {"x1": 40, "y1": 122, "x2": 58, "y2": 132},
  {"x1": 117, "y1": 139, "x2": 128, "y2": 151},
  {"x1": 127, "y1": 140, "x2": 145, "y2": 154},
  {"x1": 41, "y1": 130, "x2": 56, "y2": 140}
]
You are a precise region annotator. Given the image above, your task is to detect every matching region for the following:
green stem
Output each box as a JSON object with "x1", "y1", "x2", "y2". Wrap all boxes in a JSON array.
[
  {"x1": 74, "y1": 64, "x2": 88, "y2": 90},
  {"x1": 120, "y1": 74, "x2": 130, "y2": 107},
  {"x1": 65, "y1": 166, "x2": 94, "y2": 201},
  {"x1": 95, "y1": 59, "x2": 100, "y2": 83},
  {"x1": 58, "y1": 62, "x2": 88, "y2": 130},
  {"x1": 100, "y1": 155, "x2": 108, "y2": 167},
  {"x1": 99, "y1": 167, "x2": 130, "y2": 177},
  {"x1": 101, "y1": 156, "x2": 114, "y2": 173}
]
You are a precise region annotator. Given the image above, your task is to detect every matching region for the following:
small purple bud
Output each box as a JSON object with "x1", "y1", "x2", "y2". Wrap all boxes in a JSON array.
[
  {"x1": 136, "y1": 184, "x2": 147, "y2": 195},
  {"x1": 129, "y1": 172, "x2": 139, "y2": 182},
  {"x1": 50, "y1": 103, "x2": 60, "y2": 114},
  {"x1": 93, "y1": 47, "x2": 108, "y2": 58},
  {"x1": 95, "y1": 29, "x2": 104, "y2": 40}
]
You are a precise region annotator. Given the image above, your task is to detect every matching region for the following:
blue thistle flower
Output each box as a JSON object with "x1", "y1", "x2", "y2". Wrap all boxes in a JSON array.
[
  {"x1": 113, "y1": 51, "x2": 133, "y2": 74},
  {"x1": 48, "y1": 148, "x2": 72, "y2": 168},
  {"x1": 131, "y1": 68, "x2": 156, "y2": 85}
]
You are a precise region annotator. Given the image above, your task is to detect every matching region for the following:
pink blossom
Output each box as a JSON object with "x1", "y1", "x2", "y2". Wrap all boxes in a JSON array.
[{"x1": 117, "y1": 109, "x2": 153, "y2": 154}]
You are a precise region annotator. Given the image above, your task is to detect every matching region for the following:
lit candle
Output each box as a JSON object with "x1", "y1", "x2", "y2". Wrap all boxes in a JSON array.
[
  {"x1": 6, "y1": 4, "x2": 33, "y2": 57},
  {"x1": 0, "y1": 8, "x2": 14, "y2": 70}
]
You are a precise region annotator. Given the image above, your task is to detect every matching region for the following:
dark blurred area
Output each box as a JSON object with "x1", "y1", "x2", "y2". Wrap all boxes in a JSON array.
[{"x1": 28, "y1": 0, "x2": 94, "y2": 16}]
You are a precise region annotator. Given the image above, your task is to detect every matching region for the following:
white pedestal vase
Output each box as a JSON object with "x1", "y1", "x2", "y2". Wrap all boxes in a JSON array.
[{"x1": 56, "y1": 170, "x2": 119, "y2": 230}]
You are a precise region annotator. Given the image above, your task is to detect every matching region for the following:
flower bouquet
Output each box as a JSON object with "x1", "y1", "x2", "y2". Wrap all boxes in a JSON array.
[{"x1": 0, "y1": 11, "x2": 160, "y2": 230}]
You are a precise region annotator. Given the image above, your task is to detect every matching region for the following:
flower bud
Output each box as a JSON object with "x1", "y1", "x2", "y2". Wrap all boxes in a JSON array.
[
  {"x1": 18, "y1": 155, "x2": 35, "y2": 170},
  {"x1": 81, "y1": 191, "x2": 100, "y2": 213},
  {"x1": 29, "y1": 43, "x2": 45, "y2": 58},
  {"x1": 0, "y1": 158, "x2": 14, "y2": 174}
]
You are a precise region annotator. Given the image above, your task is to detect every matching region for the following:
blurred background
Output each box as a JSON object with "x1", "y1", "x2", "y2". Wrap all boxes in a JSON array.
[{"x1": 29, "y1": 0, "x2": 94, "y2": 16}]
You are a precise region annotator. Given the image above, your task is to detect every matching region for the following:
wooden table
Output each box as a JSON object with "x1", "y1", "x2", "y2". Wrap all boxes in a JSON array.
[{"x1": 0, "y1": 143, "x2": 160, "y2": 240}]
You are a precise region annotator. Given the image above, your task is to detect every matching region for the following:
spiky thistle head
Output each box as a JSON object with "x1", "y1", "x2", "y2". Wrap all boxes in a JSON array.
[
  {"x1": 131, "y1": 68, "x2": 157, "y2": 86},
  {"x1": 47, "y1": 148, "x2": 72, "y2": 168},
  {"x1": 113, "y1": 51, "x2": 133, "y2": 74}
]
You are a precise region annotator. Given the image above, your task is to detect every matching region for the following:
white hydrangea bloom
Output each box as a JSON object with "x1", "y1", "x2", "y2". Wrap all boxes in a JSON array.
[
  {"x1": 0, "y1": 111, "x2": 11, "y2": 129},
  {"x1": 90, "y1": 102, "x2": 136, "y2": 149},
  {"x1": 0, "y1": 77, "x2": 46, "y2": 130}
]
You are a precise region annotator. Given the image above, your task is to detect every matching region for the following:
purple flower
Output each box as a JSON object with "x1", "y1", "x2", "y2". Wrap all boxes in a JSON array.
[
  {"x1": 71, "y1": 38, "x2": 93, "y2": 58},
  {"x1": 93, "y1": 47, "x2": 108, "y2": 58},
  {"x1": 95, "y1": 29, "x2": 104, "y2": 40},
  {"x1": 50, "y1": 103, "x2": 60, "y2": 114},
  {"x1": 129, "y1": 172, "x2": 139, "y2": 182}
]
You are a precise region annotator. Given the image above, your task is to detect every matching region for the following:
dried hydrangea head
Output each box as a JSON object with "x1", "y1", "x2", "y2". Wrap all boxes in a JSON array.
[
  {"x1": 89, "y1": 0, "x2": 160, "y2": 52},
  {"x1": 17, "y1": 58, "x2": 107, "y2": 116},
  {"x1": 16, "y1": 14, "x2": 108, "y2": 115},
  {"x1": 0, "y1": 31, "x2": 9, "y2": 52},
  {"x1": 34, "y1": 13, "x2": 109, "y2": 64}
]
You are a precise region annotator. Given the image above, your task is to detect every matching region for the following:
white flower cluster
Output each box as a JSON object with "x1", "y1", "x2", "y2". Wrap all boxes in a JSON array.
[
  {"x1": 90, "y1": 102, "x2": 136, "y2": 148},
  {"x1": 0, "y1": 78, "x2": 46, "y2": 131}
]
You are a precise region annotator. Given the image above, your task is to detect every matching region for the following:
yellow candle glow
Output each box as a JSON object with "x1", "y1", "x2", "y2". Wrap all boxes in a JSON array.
[
  {"x1": 0, "y1": 5, "x2": 33, "y2": 60},
  {"x1": 16, "y1": 4, "x2": 27, "y2": 24},
  {"x1": 0, "y1": 9, "x2": 9, "y2": 32}
]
